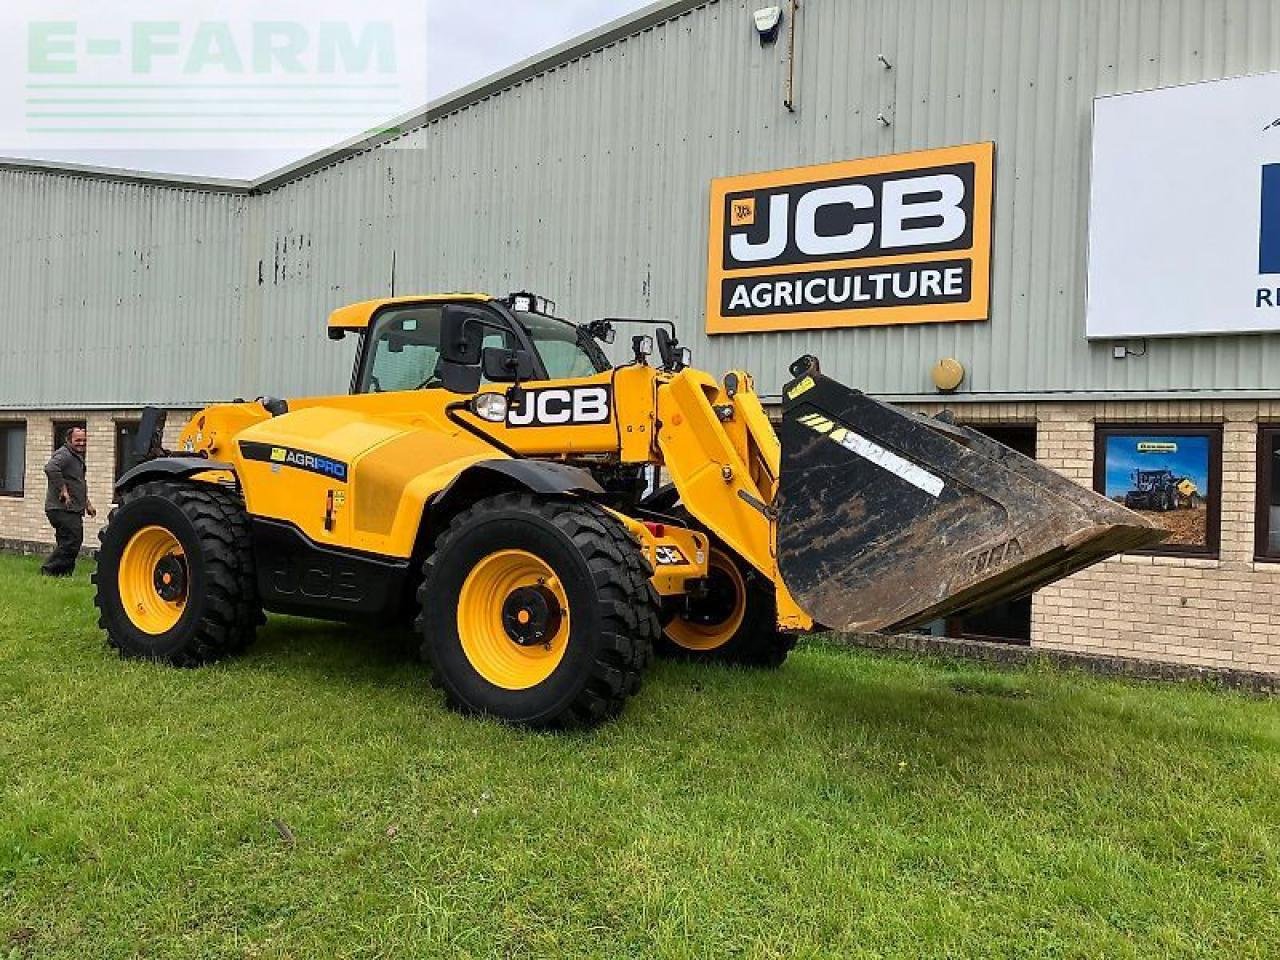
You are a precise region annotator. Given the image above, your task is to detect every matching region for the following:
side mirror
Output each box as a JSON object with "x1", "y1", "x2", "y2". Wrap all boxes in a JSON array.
[
  {"x1": 482, "y1": 346, "x2": 535, "y2": 383},
  {"x1": 439, "y1": 362, "x2": 483, "y2": 395},
  {"x1": 440, "y1": 304, "x2": 485, "y2": 366}
]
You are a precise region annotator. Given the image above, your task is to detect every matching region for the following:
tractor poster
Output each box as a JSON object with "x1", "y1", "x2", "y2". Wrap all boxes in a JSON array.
[{"x1": 1098, "y1": 430, "x2": 1218, "y2": 552}]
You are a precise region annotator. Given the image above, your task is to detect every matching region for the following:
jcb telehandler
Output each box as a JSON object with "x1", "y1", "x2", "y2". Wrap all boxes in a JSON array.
[{"x1": 94, "y1": 293, "x2": 1163, "y2": 728}]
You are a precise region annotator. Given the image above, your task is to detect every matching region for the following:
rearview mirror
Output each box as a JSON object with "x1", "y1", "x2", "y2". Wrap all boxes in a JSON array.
[
  {"x1": 482, "y1": 346, "x2": 535, "y2": 383},
  {"x1": 439, "y1": 362, "x2": 483, "y2": 395},
  {"x1": 440, "y1": 304, "x2": 486, "y2": 366}
]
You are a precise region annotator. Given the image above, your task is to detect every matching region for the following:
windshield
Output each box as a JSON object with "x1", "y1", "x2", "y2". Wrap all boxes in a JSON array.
[
  {"x1": 357, "y1": 304, "x2": 609, "y2": 394},
  {"x1": 516, "y1": 311, "x2": 609, "y2": 380}
]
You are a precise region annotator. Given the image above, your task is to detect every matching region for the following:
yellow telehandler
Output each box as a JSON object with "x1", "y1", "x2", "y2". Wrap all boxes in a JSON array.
[{"x1": 94, "y1": 292, "x2": 1162, "y2": 727}]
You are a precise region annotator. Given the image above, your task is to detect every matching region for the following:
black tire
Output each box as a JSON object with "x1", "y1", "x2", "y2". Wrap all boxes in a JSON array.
[
  {"x1": 417, "y1": 493, "x2": 659, "y2": 729},
  {"x1": 656, "y1": 545, "x2": 798, "y2": 669},
  {"x1": 93, "y1": 481, "x2": 262, "y2": 667}
]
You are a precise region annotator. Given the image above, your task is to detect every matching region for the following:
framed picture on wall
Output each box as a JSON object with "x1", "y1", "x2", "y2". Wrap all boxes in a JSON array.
[{"x1": 1094, "y1": 425, "x2": 1223, "y2": 558}]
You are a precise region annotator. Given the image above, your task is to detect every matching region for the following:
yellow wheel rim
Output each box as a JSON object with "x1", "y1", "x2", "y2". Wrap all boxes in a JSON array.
[
  {"x1": 457, "y1": 549, "x2": 571, "y2": 691},
  {"x1": 665, "y1": 549, "x2": 747, "y2": 653},
  {"x1": 117, "y1": 526, "x2": 188, "y2": 636}
]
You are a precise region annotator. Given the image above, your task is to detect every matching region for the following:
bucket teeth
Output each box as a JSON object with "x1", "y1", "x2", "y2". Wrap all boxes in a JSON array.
[{"x1": 777, "y1": 371, "x2": 1166, "y2": 633}]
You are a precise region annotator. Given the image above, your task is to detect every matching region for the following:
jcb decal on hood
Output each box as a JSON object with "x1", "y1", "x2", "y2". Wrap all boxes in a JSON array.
[
  {"x1": 240, "y1": 442, "x2": 349, "y2": 482},
  {"x1": 707, "y1": 143, "x2": 994, "y2": 335},
  {"x1": 507, "y1": 386, "x2": 612, "y2": 428}
]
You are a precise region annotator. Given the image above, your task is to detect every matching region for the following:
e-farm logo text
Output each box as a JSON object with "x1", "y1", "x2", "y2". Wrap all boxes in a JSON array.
[
  {"x1": 705, "y1": 143, "x2": 995, "y2": 335},
  {"x1": 3, "y1": 1, "x2": 427, "y2": 150}
]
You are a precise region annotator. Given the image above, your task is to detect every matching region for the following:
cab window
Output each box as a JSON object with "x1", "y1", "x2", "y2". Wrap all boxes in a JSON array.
[
  {"x1": 360, "y1": 306, "x2": 513, "y2": 394},
  {"x1": 517, "y1": 312, "x2": 608, "y2": 380}
]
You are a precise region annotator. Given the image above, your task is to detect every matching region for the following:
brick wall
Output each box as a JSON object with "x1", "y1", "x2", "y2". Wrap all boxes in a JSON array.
[
  {"x1": 0, "y1": 410, "x2": 191, "y2": 553},
  {"x1": 909, "y1": 398, "x2": 1280, "y2": 676},
  {"x1": 1031, "y1": 400, "x2": 1280, "y2": 675}
]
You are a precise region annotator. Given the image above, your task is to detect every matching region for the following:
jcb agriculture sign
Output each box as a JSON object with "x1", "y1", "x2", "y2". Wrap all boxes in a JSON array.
[{"x1": 706, "y1": 144, "x2": 995, "y2": 335}]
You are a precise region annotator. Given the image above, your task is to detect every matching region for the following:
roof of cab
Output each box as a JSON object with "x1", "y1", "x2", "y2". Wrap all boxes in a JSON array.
[{"x1": 327, "y1": 293, "x2": 492, "y2": 331}]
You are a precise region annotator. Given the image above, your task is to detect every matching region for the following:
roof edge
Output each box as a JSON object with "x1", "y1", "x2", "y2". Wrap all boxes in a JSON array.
[
  {"x1": 0, "y1": 0, "x2": 713, "y2": 195},
  {"x1": 0, "y1": 155, "x2": 250, "y2": 193},
  {"x1": 250, "y1": 0, "x2": 714, "y2": 192}
]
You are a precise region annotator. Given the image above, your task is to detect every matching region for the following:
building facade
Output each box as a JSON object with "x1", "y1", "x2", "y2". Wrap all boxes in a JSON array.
[{"x1": 2, "y1": 0, "x2": 1279, "y2": 673}]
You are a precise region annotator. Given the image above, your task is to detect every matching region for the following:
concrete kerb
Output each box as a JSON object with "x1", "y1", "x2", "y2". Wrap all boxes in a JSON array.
[{"x1": 824, "y1": 631, "x2": 1280, "y2": 696}]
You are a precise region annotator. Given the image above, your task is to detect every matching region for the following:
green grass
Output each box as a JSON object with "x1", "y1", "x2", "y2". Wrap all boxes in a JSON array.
[{"x1": 1, "y1": 553, "x2": 1277, "y2": 959}]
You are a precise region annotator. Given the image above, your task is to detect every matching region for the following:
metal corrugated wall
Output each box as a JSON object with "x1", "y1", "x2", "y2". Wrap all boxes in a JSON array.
[
  {"x1": 0, "y1": 170, "x2": 250, "y2": 407},
  {"x1": 4, "y1": 0, "x2": 1280, "y2": 408}
]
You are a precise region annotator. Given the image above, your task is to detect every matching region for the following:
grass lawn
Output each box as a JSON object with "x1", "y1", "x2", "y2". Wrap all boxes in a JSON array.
[{"x1": 1, "y1": 552, "x2": 1278, "y2": 959}]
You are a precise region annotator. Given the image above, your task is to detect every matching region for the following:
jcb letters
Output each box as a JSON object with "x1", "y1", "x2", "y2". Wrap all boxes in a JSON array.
[{"x1": 507, "y1": 386, "x2": 613, "y2": 428}]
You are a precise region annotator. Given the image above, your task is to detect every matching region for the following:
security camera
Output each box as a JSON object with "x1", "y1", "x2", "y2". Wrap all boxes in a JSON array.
[{"x1": 753, "y1": 6, "x2": 783, "y2": 45}]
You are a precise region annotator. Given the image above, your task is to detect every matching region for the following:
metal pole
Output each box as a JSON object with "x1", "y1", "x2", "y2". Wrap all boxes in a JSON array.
[{"x1": 784, "y1": 0, "x2": 800, "y2": 112}]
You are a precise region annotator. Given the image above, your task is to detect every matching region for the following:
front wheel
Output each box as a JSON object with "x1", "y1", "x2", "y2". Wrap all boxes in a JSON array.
[
  {"x1": 93, "y1": 481, "x2": 262, "y2": 667},
  {"x1": 657, "y1": 546, "x2": 797, "y2": 669},
  {"x1": 417, "y1": 494, "x2": 658, "y2": 729}
]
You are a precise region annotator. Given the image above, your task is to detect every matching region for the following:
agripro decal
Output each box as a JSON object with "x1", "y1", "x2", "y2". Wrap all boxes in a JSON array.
[
  {"x1": 240, "y1": 441, "x2": 349, "y2": 481},
  {"x1": 706, "y1": 143, "x2": 994, "y2": 334}
]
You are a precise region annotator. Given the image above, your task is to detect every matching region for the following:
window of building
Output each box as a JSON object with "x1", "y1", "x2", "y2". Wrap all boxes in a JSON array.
[
  {"x1": 115, "y1": 421, "x2": 143, "y2": 481},
  {"x1": 0, "y1": 422, "x2": 26, "y2": 496},
  {"x1": 1256, "y1": 427, "x2": 1280, "y2": 561},
  {"x1": 1094, "y1": 425, "x2": 1223, "y2": 558},
  {"x1": 52, "y1": 419, "x2": 87, "y2": 452}
]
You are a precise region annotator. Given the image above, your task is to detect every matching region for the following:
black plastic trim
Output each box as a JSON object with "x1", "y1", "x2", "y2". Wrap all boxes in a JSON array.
[
  {"x1": 433, "y1": 460, "x2": 604, "y2": 515},
  {"x1": 251, "y1": 518, "x2": 411, "y2": 624},
  {"x1": 115, "y1": 457, "x2": 235, "y2": 492}
]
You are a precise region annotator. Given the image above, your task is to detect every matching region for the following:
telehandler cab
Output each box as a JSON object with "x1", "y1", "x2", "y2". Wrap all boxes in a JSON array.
[{"x1": 95, "y1": 292, "x2": 1163, "y2": 728}]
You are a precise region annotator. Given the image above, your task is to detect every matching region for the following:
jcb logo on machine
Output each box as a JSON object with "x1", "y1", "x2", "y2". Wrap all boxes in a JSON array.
[
  {"x1": 507, "y1": 386, "x2": 612, "y2": 428},
  {"x1": 653, "y1": 545, "x2": 688, "y2": 566},
  {"x1": 706, "y1": 143, "x2": 994, "y2": 335}
]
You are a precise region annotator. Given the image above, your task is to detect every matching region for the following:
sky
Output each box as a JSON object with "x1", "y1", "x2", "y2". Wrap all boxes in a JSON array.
[{"x1": 0, "y1": 0, "x2": 652, "y2": 179}]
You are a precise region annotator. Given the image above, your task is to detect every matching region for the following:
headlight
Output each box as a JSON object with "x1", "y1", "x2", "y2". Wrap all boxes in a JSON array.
[{"x1": 471, "y1": 393, "x2": 509, "y2": 423}]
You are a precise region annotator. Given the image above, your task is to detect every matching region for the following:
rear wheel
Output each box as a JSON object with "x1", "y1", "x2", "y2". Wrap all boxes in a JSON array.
[
  {"x1": 657, "y1": 545, "x2": 797, "y2": 669},
  {"x1": 417, "y1": 494, "x2": 658, "y2": 729},
  {"x1": 93, "y1": 481, "x2": 262, "y2": 667}
]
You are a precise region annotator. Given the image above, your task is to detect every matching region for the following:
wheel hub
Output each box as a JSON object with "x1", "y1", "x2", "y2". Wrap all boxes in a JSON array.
[
  {"x1": 502, "y1": 585, "x2": 562, "y2": 647},
  {"x1": 153, "y1": 555, "x2": 188, "y2": 602},
  {"x1": 686, "y1": 567, "x2": 739, "y2": 627}
]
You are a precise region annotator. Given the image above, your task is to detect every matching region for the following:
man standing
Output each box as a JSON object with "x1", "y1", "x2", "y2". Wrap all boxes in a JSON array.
[{"x1": 42, "y1": 427, "x2": 96, "y2": 577}]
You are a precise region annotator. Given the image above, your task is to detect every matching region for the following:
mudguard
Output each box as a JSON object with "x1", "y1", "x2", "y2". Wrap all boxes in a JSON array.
[
  {"x1": 432, "y1": 459, "x2": 605, "y2": 512},
  {"x1": 115, "y1": 457, "x2": 236, "y2": 492}
]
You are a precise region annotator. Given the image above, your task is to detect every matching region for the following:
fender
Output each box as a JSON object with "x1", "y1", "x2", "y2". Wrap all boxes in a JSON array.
[
  {"x1": 431, "y1": 459, "x2": 604, "y2": 515},
  {"x1": 115, "y1": 457, "x2": 237, "y2": 492}
]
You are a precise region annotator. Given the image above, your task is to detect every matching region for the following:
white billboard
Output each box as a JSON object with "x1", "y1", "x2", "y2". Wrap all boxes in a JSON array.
[{"x1": 1087, "y1": 71, "x2": 1280, "y2": 339}]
